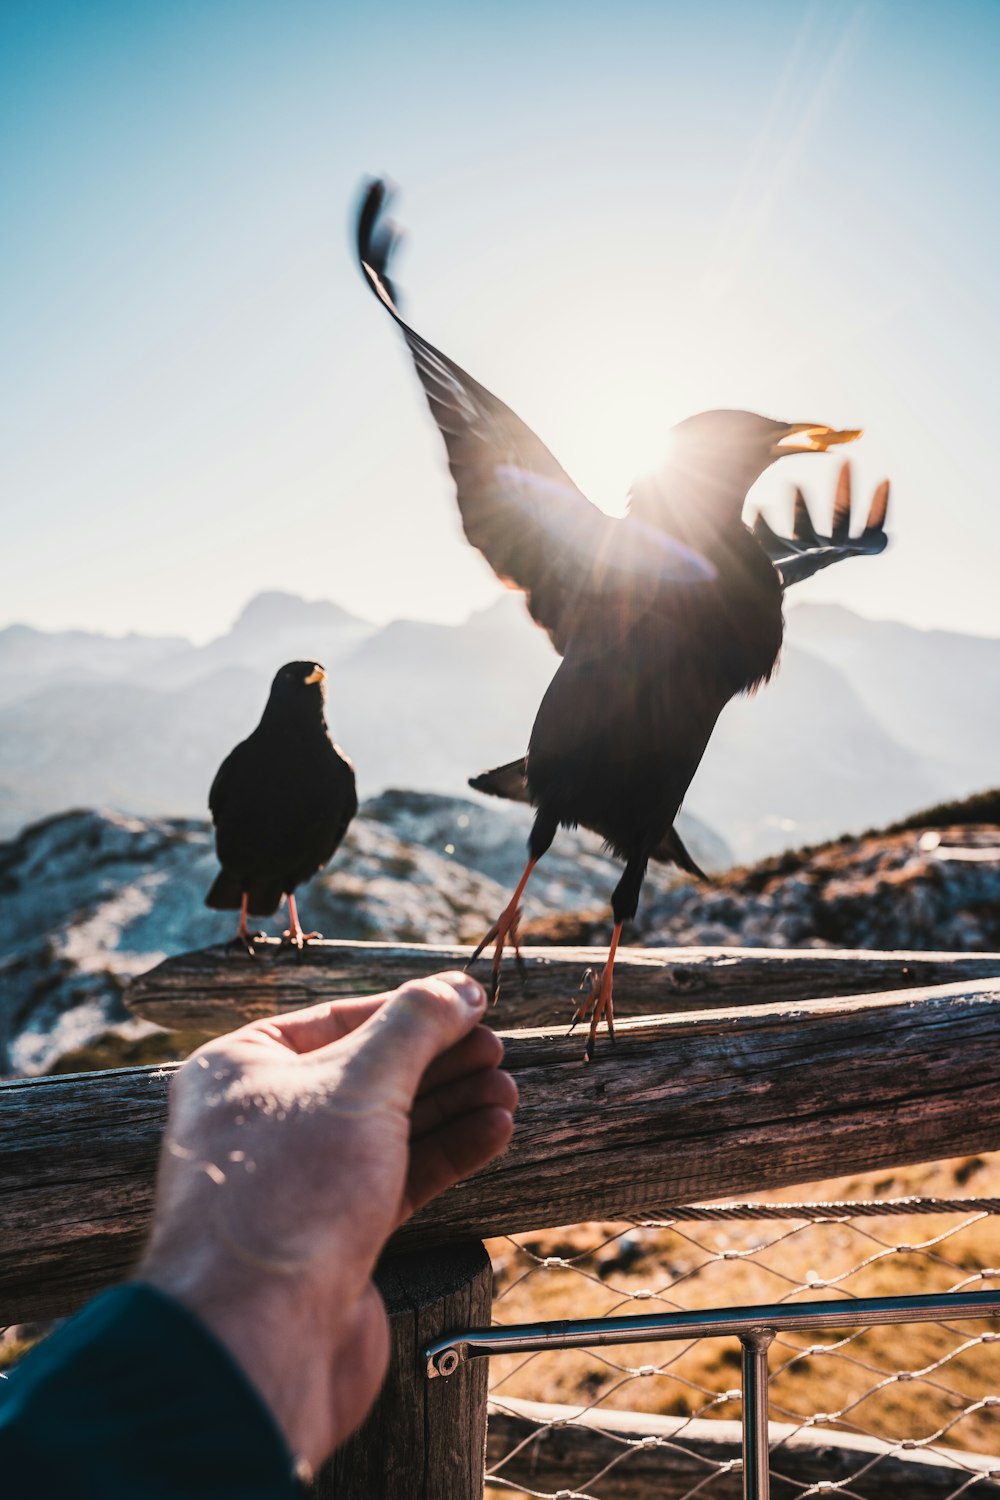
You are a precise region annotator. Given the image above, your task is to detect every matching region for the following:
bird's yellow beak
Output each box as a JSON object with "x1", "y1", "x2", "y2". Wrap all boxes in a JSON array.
[
  {"x1": 303, "y1": 667, "x2": 326, "y2": 685},
  {"x1": 775, "y1": 423, "x2": 863, "y2": 455}
]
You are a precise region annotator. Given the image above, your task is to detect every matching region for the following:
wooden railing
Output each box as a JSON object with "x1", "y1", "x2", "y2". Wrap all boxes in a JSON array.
[{"x1": 3, "y1": 942, "x2": 1000, "y2": 1497}]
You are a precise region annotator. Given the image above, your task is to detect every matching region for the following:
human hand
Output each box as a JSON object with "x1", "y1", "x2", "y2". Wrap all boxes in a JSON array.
[{"x1": 140, "y1": 972, "x2": 515, "y2": 1471}]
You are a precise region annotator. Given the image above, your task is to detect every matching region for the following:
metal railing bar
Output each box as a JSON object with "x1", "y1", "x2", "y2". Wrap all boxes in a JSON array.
[
  {"x1": 741, "y1": 1329, "x2": 774, "y2": 1500},
  {"x1": 425, "y1": 1289, "x2": 1000, "y2": 1376}
]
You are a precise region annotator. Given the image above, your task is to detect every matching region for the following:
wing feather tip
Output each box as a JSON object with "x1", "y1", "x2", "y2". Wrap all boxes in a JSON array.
[{"x1": 355, "y1": 175, "x2": 403, "y2": 309}]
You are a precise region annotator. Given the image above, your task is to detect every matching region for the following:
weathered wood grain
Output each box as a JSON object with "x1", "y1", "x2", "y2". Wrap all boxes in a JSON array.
[
  {"x1": 0, "y1": 1065, "x2": 165, "y2": 1323},
  {"x1": 126, "y1": 939, "x2": 1000, "y2": 1033},
  {"x1": 318, "y1": 1242, "x2": 491, "y2": 1499},
  {"x1": 5, "y1": 977, "x2": 1000, "y2": 1325},
  {"x1": 485, "y1": 1398, "x2": 1000, "y2": 1498}
]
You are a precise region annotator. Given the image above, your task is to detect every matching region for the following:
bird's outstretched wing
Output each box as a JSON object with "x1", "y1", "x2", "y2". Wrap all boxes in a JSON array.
[
  {"x1": 356, "y1": 179, "x2": 712, "y2": 651},
  {"x1": 752, "y1": 463, "x2": 889, "y2": 589}
]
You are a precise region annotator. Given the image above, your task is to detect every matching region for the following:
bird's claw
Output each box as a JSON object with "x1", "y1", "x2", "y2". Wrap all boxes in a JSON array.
[
  {"x1": 568, "y1": 967, "x2": 599, "y2": 1032},
  {"x1": 230, "y1": 930, "x2": 263, "y2": 959},
  {"x1": 584, "y1": 1010, "x2": 616, "y2": 1064},
  {"x1": 571, "y1": 966, "x2": 615, "y2": 1061},
  {"x1": 280, "y1": 928, "x2": 322, "y2": 955},
  {"x1": 469, "y1": 902, "x2": 525, "y2": 1004},
  {"x1": 467, "y1": 923, "x2": 504, "y2": 1006},
  {"x1": 469, "y1": 915, "x2": 502, "y2": 967}
]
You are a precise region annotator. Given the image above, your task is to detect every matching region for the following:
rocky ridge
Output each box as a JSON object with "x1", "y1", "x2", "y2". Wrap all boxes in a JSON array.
[
  {"x1": 1, "y1": 789, "x2": 998, "y2": 1077},
  {"x1": 634, "y1": 825, "x2": 1000, "y2": 951},
  {"x1": 0, "y1": 791, "x2": 713, "y2": 1075}
]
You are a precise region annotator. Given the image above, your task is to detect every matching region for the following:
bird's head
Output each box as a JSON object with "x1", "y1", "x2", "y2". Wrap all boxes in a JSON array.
[
  {"x1": 266, "y1": 661, "x2": 328, "y2": 717},
  {"x1": 665, "y1": 410, "x2": 861, "y2": 492},
  {"x1": 630, "y1": 410, "x2": 861, "y2": 538}
]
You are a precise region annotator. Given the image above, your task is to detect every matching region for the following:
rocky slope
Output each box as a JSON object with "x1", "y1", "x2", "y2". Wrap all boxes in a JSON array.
[
  {"x1": 0, "y1": 791, "x2": 716, "y2": 1075},
  {"x1": 2, "y1": 788, "x2": 998, "y2": 1077},
  {"x1": 521, "y1": 794, "x2": 1000, "y2": 954},
  {"x1": 635, "y1": 823, "x2": 1000, "y2": 951}
]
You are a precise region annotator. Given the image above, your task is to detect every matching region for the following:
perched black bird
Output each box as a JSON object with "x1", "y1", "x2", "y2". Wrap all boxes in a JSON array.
[
  {"x1": 356, "y1": 179, "x2": 889, "y2": 1054},
  {"x1": 206, "y1": 661, "x2": 358, "y2": 951}
]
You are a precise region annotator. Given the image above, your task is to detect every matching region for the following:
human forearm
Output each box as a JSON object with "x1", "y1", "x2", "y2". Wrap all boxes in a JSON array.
[{"x1": 0, "y1": 1284, "x2": 303, "y2": 1498}]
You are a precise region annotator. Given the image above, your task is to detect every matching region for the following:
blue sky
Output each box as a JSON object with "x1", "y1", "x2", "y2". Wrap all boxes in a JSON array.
[{"x1": 2, "y1": 0, "x2": 999, "y2": 641}]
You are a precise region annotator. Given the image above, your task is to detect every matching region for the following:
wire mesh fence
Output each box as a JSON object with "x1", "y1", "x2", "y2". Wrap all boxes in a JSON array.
[{"x1": 483, "y1": 1196, "x2": 1000, "y2": 1498}]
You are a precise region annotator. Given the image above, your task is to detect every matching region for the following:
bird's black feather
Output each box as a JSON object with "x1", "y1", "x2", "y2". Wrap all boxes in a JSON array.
[
  {"x1": 356, "y1": 180, "x2": 712, "y2": 657},
  {"x1": 468, "y1": 758, "x2": 532, "y2": 803},
  {"x1": 753, "y1": 463, "x2": 890, "y2": 589},
  {"x1": 649, "y1": 824, "x2": 708, "y2": 882}
]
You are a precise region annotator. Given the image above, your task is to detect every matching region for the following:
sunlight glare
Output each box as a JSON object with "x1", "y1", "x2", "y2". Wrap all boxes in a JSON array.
[{"x1": 545, "y1": 391, "x2": 682, "y2": 517}]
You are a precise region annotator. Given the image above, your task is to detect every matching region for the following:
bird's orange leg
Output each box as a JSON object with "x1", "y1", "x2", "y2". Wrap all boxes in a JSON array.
[
  {"x1": 467, "y1": 857, "x2": 537, "y2": 1003},
  {"x1": 232, "y1": 894, "x2": 257, "y2": 957},
  {"x1": 571, "y1": 920, "x2": 623, "y2": 1062},
  {"x1": 282, "y1": 893, "x2": 321, "y2": 950}
]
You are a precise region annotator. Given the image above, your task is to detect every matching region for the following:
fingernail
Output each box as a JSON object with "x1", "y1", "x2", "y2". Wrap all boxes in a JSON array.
[{"x1": 451, "y1": 973, "x2": 487, "y2": 1011}]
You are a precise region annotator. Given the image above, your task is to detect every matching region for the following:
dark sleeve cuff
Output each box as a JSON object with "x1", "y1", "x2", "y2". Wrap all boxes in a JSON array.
[{"x1": 0, "y1": 1282, "x2": 303, "y2": 1499}]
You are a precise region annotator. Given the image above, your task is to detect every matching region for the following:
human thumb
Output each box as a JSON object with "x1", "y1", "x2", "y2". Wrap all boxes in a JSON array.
[{"x1": 342, "y1": 971, "x2": 488, "y2": 1100}]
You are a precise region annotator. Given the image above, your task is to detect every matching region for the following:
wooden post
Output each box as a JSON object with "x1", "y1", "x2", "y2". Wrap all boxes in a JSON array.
[{"x1": 315, "y1": 1241, "x2": 491, "y2": 1500}]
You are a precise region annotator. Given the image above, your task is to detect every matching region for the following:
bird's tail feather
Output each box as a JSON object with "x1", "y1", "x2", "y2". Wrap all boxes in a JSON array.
[
  {"x1": 205, "y1": 869, "x2": 244, "y2": 910},
  {"x1": 246, "y1": 881, "x2": 285, "y2": 916},
  {"x1": 649, "y1": 825, "x2": 709, "y2": 882},
  {"x1": 205, "y1": 871, "x2": 285, "y2": 914},
  {"x1": 468, "y1": 758, "x2": 531, "y2": 803},
  {"x1": 470, "y1": 760, "x2": 708, "y2": 882}
]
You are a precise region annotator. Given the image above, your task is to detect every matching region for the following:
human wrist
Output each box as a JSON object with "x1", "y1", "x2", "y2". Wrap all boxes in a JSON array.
[{"x1": 139, "y1": 1243, "x2": 355, "y2": 1471}]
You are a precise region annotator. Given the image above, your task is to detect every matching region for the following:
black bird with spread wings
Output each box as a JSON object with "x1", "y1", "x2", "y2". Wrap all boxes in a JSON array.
[
  {"x1": 356, "y1": 179, "x2": 889, "y2": 1055},
  {"x1": 206, "y1": 661, "x2": 358, "y2": 952}
]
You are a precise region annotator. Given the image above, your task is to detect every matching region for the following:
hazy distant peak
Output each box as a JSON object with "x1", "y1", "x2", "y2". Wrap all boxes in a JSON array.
[
  {"x1": 0, "y1": 623, "x2": 45, "y2": 642},
  {"x1": 785, "y1": 602, "x2": 863, "y2": 628},
  {"x1": 787, "y1": 601, "x2": 1000, "y2": 647},
  {"x1": 0, "y1": 620, "x2": 188, "y2": 649},
  {"x1": 463, "y1": 593, "x2": 533, "y2": 631},
  {"x1": 230, "y1": 591, "x2": 370, "y2": 636}
]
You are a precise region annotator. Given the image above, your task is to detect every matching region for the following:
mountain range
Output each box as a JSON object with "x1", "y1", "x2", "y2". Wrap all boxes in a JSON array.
[{"x1": 0, "y1": 591, "x2": 996, "y2": 861}]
